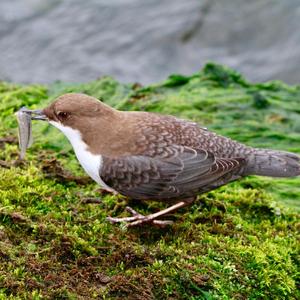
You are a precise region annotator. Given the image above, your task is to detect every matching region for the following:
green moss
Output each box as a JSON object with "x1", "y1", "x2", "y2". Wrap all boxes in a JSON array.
[{"x1": 0, "y1": 63, "x2": 299, "y2": 299}]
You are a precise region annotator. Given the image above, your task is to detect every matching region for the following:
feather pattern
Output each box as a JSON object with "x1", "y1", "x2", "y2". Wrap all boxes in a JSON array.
[{"x1": 101, "y1": 145, "x2": 245, "y2": 201}]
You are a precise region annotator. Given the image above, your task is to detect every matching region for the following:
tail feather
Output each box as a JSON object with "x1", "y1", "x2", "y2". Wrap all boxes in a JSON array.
[{"x1": 243, "y1": 149, "x2": 300, "y2": 177}]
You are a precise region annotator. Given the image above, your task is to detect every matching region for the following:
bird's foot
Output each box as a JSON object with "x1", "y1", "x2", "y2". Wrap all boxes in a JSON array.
[{"x1": 106, "y1": 206, "x2": 174, "y2": 227}]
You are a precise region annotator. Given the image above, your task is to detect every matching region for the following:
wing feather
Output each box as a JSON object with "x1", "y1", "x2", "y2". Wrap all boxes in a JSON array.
[{"x1": 101, "y1": 145, "x2": 245, "y2": 200}]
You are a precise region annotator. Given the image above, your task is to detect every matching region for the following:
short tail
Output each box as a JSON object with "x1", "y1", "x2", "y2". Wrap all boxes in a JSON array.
[{"x1": 243, "y1": 149, "x2": 300, "y2": 177}]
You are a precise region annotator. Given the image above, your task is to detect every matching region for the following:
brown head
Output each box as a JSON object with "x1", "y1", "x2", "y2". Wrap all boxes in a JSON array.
[
  {"x1": 42, "y1": 93, "x2": 117, "y2": 128},
  {"x1": 33, "y1": 93, "x2": 138, "y2": 156}
]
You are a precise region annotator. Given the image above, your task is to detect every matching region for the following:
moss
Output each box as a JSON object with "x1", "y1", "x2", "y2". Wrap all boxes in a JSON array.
[{"x1": 0, "y1": 63, "x2": 299, "y2": 299}]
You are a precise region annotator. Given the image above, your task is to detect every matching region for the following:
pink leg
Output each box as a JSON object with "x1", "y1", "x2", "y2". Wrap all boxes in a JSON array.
[{"x1": 107, "y1": 199, "x2": 193, "y2": 227}]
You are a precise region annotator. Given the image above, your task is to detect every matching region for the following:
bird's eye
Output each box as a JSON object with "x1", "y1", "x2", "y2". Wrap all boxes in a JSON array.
[{"x1": 57, "y1": 111, "x2": 69, "y2": 120}]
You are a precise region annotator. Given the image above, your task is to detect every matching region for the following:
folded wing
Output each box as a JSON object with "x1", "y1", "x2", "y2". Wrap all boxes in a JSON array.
[{"x1": 100, "y1": 145, "x2": 245, "y2": 200}]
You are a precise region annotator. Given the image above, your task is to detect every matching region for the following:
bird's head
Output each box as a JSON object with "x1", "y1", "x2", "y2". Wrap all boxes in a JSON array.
[
  {"x1": 30, "y1": 93, "x2": 120, "y2": 148},
  {"x1": 40, "y1": 93, "x2": 114, "y2": 123}
]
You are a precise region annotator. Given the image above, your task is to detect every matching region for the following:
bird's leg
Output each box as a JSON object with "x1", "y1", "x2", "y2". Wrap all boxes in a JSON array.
[{"x1": 107, "y1": 199, "x2": 193, "y2": 227}]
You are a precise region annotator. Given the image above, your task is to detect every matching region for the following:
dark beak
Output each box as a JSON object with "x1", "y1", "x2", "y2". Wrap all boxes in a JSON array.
[{"x1": 21, "y1": 108, "x2": 48, "y2": 121}]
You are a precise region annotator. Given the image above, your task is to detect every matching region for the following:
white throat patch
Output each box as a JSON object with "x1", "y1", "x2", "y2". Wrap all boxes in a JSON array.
[{"x1": 49, "y1": 121, "x2": 113, "y2": 191}]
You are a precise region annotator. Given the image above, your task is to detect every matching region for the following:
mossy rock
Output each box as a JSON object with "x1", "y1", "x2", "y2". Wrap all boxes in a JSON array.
[{"x1": 0, "y1": 63, "x2": 299, "y2": 299}]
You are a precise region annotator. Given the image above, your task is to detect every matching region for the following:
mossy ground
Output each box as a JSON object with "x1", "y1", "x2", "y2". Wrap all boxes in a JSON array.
[{"x1": 0, "y1": 63, "x2": 299, "y2": 299}]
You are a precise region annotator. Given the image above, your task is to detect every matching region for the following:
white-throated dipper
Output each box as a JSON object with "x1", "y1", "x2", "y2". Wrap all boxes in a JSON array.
[{"x1": 29, "y1": 93, "x2": 300, "y2": 226}]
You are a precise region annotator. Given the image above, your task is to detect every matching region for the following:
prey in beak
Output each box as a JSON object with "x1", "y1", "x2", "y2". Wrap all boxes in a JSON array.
[{"x1": 15, "y1": 107, "x2": 48, "y2": 159}]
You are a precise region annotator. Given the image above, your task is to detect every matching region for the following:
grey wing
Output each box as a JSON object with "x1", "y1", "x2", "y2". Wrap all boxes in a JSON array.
[{"x1": 100, "y1": 145, "x2": 246, "y2": 200}]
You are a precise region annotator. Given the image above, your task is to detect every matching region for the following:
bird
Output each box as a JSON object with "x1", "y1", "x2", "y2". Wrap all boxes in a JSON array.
[{"x1": 29, "y1": 93, "x2": 300, "y2": 226}]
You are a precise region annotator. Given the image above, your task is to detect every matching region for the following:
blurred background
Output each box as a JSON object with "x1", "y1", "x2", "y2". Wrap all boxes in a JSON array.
[{"x1": 0, "y1": 0, "x2": 299, "y2": 85}]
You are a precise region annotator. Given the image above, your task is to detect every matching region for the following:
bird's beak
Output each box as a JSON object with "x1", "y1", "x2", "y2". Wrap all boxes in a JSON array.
[{"x1": 21, "y1": 108, "x2": 48, "y2": 121}]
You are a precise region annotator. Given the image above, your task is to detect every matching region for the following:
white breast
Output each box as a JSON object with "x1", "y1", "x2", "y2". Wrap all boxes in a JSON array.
[{"x1": 49, "y1": 121, "x2": 114, "y2": 192}]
